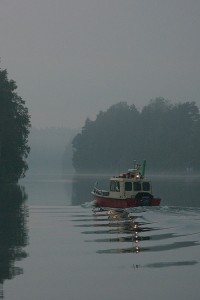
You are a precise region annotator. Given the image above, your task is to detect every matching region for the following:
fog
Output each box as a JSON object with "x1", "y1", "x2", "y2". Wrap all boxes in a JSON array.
[
  {"x1": 27, "y1": 127, "x2": 78, "y2": 175},
  {"x1": 0, "y1": 0, "x2": 200, "y2": 129}
]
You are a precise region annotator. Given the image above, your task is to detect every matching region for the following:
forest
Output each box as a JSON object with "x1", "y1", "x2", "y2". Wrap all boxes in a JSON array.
[{"x1": 72, "y1": 98, "x2": 200, "y2": 173}]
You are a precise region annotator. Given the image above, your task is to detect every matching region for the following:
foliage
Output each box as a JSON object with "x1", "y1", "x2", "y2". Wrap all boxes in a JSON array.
[
  {"x1": 72, "y1": 98, "x2": 200, "y2": 173},
  {"x1": 0, "y1": 67, "x2": 31, "y2": 183}
]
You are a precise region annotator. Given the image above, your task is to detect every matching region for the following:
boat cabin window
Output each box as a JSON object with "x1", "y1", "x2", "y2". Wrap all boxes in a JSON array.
[
  {"x1": 133, "y1": 182, "x2": 141, "y2": 191},
  {"x1": 110, "y1": 181, "x2": 120, "y2": 192},
  {"x1": 143, "y1": 181, "x2": 150, "y2": 191},
  {"x1": 125, "y1": 182, "x2": 132, "y2": 191}
]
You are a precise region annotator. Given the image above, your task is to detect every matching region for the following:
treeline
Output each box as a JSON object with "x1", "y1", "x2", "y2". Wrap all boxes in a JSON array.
[{"x1": 72, "y1": 98, "x2": 200, "y2": 173}]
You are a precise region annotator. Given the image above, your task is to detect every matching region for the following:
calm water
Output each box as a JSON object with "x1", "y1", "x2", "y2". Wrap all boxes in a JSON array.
[{"x1": 1, "y1": 172, "x2": 200, "y2": 299}]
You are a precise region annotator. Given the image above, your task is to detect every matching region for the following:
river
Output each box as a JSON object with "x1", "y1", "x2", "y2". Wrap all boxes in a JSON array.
[{"x1": 1, "y1": 172, "x2": 200, "y2": 299}]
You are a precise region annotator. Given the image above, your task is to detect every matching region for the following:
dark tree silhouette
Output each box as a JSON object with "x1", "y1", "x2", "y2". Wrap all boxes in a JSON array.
[
  {"x1": 72, "y1": 98, "x2": 200, "y2": 173},
  {"x1": 0, "y1": 67, "x2": 31, "y2": 183}
]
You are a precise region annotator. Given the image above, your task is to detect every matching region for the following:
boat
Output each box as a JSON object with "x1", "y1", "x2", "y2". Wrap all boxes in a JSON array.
[{"x1": 91, "y1": 160, "x2": 161, "y2": 209}]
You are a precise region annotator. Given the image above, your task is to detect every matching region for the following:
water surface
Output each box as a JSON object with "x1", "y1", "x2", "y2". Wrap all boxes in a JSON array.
[{"x1": 1, "y1": 173, "x2": 200, "y2": 299}]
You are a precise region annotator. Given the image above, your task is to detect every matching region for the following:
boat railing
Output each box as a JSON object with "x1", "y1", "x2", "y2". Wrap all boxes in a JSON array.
[{"x1": 93, "y1": 187, "x2": 109, "y2": 196}]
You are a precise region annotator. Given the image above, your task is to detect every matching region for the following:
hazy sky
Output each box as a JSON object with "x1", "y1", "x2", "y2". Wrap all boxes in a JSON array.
[{"x1": 0, "y1": 0, "x2": 200, "y2": 128}]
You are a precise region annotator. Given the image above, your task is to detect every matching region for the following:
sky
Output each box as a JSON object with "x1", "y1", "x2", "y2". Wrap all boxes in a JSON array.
[{"x1": 0, "y1": 0, "x2": 200, "y2": 129}]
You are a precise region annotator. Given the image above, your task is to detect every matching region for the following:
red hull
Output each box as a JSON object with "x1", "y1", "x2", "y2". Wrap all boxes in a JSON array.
[{"x1": 93, "y1": 194, "x2": 161, "y2": 209}]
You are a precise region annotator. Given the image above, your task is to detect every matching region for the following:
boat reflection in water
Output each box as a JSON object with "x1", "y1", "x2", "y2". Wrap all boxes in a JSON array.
[
  {"x1": 92, "y1": 208, "x2": 152, "y2": 254},
  {"x1": 0, "y1": 184, "x2": 29, "y2": 298},
  {"x1": 79, "y1": 206, "x2": 199, "y2": 269}
]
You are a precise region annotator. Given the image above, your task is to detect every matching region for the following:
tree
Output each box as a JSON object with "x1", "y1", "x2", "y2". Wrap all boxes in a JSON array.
[
  {"x1": 72, "y1": 102, "x2": 140, "y2": 172},
  {"x1": 72, "y1": 98, "x2": 200, "y2": 173},
  {"x1": 0, "y1": 67, "x2": 31, "y2": 183}
]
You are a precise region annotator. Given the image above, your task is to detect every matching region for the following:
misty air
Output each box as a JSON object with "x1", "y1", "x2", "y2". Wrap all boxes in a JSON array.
[{"x1": 0, "y1": 1, "x2": 200, "y2": 299}]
